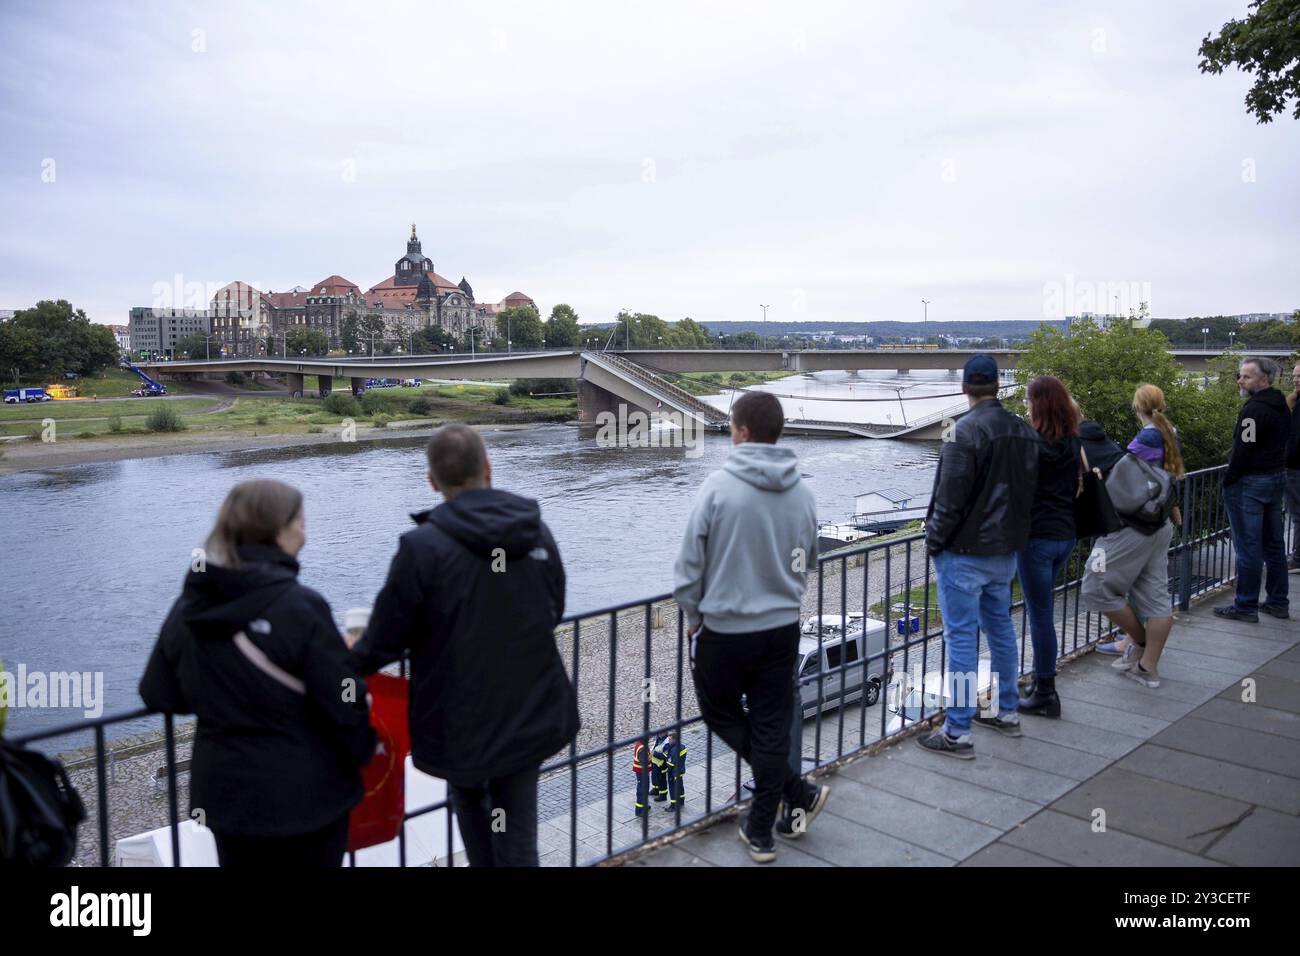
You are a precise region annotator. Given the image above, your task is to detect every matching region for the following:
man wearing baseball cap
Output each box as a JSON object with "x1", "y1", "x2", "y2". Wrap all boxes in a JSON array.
[{"x1": 919, "y1": 354, "x2": 1040, "y2": 759}]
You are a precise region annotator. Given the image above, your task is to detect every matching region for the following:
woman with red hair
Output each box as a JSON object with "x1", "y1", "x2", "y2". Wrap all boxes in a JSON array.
[{"x1": 1017, "y1": 375, "x2": 1081, "y2": 718}]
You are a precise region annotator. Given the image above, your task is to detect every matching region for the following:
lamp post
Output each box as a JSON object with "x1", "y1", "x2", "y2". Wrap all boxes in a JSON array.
[
  {"x1": 201, "y1": 334, "x2": 217, "y2": 361},
  {"x1": 1229, "y1": 330, "x2": 1236, "y2": 349},
  {"x1": 1202, "y1": 327, "x2": 1209, "y2": 350},
  {"x1": 921, "y1": 299, "x2": 931, "y2": 342},
  {"x1": 760, "y1": 304, "x2": 770, "y2": 349}
]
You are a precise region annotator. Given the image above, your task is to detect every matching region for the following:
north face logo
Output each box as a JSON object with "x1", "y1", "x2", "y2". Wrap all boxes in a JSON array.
[
  {"x1": 248, "y1": 618, "x2": 272, "y2": 635},
  {"x1": 529, "y1": 547, "x2": 549, "y2": 561}
]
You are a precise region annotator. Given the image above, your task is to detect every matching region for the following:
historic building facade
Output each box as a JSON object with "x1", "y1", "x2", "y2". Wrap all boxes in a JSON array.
[{"x1": 202, "y1": 226, "x2": 534, "y2": 356}]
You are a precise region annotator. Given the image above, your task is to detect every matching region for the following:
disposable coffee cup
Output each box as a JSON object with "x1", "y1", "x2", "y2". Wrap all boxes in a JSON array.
[{"x1": 344, "y1": 607, "x2": 371, "y2": 641}]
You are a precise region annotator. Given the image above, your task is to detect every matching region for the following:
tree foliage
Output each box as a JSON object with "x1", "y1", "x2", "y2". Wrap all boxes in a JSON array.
[
  {"x1": 1199, "y1": 0, "x2": 1300, "y2": 123},
  {"x1": 495, "y1": 306, "x2": 544, "y2": 349},
  {"x1": 285, "y1": 326, "x2": 328, "y2": 356},
  {"x1": 1014, "y1": 311, "x2": 1241, "y2": 472},
  {"x1": 0, "y1": 300, "x2": 120, "y2": 380},
  {"x1": 544, "y1": 304, "x2": 581, "y2": 348}
]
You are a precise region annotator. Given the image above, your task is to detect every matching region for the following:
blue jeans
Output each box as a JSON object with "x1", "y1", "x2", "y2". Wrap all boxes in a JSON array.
[
  {"x1": 933, "y1": 550, "x2": 1022, "y2": 737},
  {"x1": 1224, "y1": 472, "x2": 1290, "y2": 613},
  {"x1": 1017, "y1": 538, "x2": 1076, "y2": 679}
]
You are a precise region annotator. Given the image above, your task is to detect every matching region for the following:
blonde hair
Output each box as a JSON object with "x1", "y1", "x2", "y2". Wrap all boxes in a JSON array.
[
  {"x1": 206, "y1": 480, "x2": 304, "y2": 567},
  {"x1": 1133, "y1": 384, "x2": 1185, "y2": 478}
]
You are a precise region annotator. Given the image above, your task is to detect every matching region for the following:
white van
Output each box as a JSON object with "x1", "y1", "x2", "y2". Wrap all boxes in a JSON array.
[{"x1": 797, "y1": 616, "x2": 889, "y2": 717}]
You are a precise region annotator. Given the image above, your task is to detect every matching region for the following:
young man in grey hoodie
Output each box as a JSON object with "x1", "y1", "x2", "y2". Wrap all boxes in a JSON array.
[{"x1": 673, "y1": 391, "x2": 829, "y2": 863}]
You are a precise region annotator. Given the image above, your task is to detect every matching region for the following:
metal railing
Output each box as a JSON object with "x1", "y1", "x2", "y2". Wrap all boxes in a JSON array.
[{"x1": 9, "y1": 463, "x2": 1267, "y2": 867}]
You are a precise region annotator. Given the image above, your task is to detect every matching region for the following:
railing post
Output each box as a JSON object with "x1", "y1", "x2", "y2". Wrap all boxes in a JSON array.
[{"x1": 1178, "y1": 474, "x2": 1194, "y2": 611}]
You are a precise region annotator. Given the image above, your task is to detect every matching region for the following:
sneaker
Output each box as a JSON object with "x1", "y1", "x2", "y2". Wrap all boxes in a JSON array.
[
  {"x1": 776, "y1": 782, "x2": 831, "y2": 839},
  {"x1": 737, "y1": 815, "x2": 776, "y2": 863},
  {"x1": 1111, "y1": 642, "x2": 1144, "y2": 670},
  {"x1": 915, "y1": 727, "x2": 975, "y2": 760},
  {"x1": 972, "y1": 713, "x2": 1023, "y2": 736},
  {"x1": 1095, "y1": 640, "x2": 1125, "y2": 656},
  {"x1": 1213, "y1": 605, "x2": 1258, "y2": 623},
  {"x1": 1122, "y1": 662, "x2": 1161, "y2": 689},
  {"x1": 1288, "y1": 556, "x2": 1300, "y2": 573},
  {"x1": 1260, "y1": 604, "x2": 1291, "y2": 620}
]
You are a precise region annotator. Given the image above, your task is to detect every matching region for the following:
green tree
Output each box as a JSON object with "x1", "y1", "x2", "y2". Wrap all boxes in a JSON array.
[
  {"x1": 2, "y1": 300, "x2": 119, "y2": 376},
  {"x1": 1015, "y1": 310, "x2": 1240, "y2": 471},
  {"x1": 175, "y1": 333, "x2": 211, "y2": 359},
  {"x1": 495, "y1": 306, "x2": 544, "y2": 349},
  {"x1": 668, "y1": 316, "x2": 712, "y2": 349},
  {"x1": 544, "y1": 304, "x2": 581, "y2": 348},
  {"x1": 285, "y1": 327, "x2": 328, "y2": 356},
  {"x1": 1199, "y1": 0, "x2": 1300, "y2": 123}
]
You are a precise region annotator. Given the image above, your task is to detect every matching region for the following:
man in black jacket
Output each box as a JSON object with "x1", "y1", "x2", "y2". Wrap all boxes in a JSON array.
[
  {"x1": 1214, "y1": 357, "x2": 1291, "y2": 622},
  {"x1": 918, "y1": 355, "x2": 1040, "y2": 759},
  {"x1": 351, "y1": 424, "x2": 579, "y2": 866},
  {"x1": 1286, "y1": 361, "x2": 1300, "y2": 572}
]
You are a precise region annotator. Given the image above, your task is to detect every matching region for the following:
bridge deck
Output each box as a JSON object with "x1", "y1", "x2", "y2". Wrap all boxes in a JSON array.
[{"x1": 619, "y1": 600, "x2": 1300, "y2": 867}]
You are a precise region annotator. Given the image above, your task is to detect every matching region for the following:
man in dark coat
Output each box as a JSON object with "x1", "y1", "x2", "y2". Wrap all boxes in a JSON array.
[
  {"x1": 1214, "y1": 357, "x2": 1291, "y2": 622},
  {"x1": 351, "y1": 424, "x2": 579, "y2": 867}
]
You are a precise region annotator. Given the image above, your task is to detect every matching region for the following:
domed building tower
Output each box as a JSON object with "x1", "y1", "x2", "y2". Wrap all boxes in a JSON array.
[{"x1": 393, "y1": 223, "x2": 434, "y2": 286}]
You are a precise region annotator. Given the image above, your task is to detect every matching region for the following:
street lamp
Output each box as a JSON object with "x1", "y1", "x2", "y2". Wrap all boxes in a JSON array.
[
  {"x1": 1202, "y1": 327, "x2": 1209, "y2": 350},
  {"x1": 921, "y1": 299, "x2": 930, "y2": 341},
  {"x1": 1229, "y1": 330, "x2": 1236, "y2": 349},
  {"x1": 760, "y1": 304, "x2": 770, "y2": 349}
]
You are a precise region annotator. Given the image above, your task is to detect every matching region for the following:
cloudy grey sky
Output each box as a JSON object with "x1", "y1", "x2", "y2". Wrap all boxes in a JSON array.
[{"x1": 1, "y1": 0, "x2": 1297, "y2": 327}]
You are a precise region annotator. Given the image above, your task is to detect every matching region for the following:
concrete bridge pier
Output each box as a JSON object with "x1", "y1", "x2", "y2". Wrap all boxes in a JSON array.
[
  {"x1": 287, "y1": 372, "x2": 304, "y2": 398},
  {"x1": 317, "y1": 374, "x2": 332, "y2": 398},
  {"x1": 351, "y1": 376, "x2": 366, "y2": 396},
  {"x1": 577, "y1": 379, "x2": 620, "y2": 424}
]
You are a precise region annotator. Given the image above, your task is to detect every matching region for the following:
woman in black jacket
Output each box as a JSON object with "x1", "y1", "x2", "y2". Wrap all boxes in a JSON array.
[{"x1": 139, "y1": 479, "x2": 375, "y2": 866}]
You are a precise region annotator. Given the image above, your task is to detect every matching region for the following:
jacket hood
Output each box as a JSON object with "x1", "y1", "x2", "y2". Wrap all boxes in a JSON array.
[
  {"x1": 723, "y1": 442, "x2": 802, "y2": 491},
  {"x1": 424, "y1": 487, "x2": 545, "y2": 559},
  {"x1": 1245, "y1": 387, "x2": 1288, "y2": 413},
  {"x1": 1079, "y1": 420, "x2": 1109, "y2": 441},
  {"x1": 181, "y1": 544, "x2": 300, "y2": 636}
]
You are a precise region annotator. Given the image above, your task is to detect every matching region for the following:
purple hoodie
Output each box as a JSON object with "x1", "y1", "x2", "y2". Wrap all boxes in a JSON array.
[{"x1": 1127, "y1": 424, "x2": 1165, "y2": 466}]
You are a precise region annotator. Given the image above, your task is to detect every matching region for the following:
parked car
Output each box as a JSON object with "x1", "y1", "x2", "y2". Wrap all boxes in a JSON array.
[{"x1": 796, "y1": 616, "x2": 889, "y2": 716}]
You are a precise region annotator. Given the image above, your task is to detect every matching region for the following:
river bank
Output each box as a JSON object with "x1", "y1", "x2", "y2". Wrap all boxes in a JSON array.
[{"x1": 0, "y1": 409, "x2": 573, "y2": 474}]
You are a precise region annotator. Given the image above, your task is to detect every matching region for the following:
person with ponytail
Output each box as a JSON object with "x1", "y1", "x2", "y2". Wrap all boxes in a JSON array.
[
  {"x1": 139, "y1": 480, "x2": 376, "y2": 866},
  {"x1": 1082, "y1": 385, "x2": 1183, "y2": 689}
]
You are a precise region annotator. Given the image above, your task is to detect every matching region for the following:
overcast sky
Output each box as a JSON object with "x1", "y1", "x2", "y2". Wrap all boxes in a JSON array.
[{"x1": 1, "y1": 0, "x2": 1297, "y2": 327}]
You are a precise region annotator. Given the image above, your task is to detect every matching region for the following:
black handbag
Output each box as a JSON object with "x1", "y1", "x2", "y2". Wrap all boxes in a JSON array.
[
  {"x1": 1073, "y1": 446, "x2": 1123, "y2": 539},
  {"x1": 0, "y1": 738, "x2": 86, "y2": 868}
]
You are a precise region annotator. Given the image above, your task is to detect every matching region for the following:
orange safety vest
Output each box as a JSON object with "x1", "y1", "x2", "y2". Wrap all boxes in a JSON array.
[{"x1": 632, "y1": 741, "x2": 647, "y2": 773}]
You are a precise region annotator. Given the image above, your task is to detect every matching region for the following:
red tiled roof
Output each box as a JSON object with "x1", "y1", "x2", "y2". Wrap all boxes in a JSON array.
[
  {"x1": 502, "y1": 292, "x2": 534, "y2": 305},
  {"x1": 310, "y1": 275, "x2": 361, "y2": 295},
  {"x1": 264, "y1": 290, "x2": 307, "y2": 309}
]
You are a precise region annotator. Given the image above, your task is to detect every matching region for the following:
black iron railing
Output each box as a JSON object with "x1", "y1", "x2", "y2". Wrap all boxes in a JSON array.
[{"x1": 9, "y1": 463, "x2": 1276, "y2": 867}]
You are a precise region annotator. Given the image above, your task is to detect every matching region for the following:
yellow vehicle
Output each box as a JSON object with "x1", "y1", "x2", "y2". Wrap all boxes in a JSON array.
[{"x1": 46, "y1": 383, "x2": 78, "y2": 399}]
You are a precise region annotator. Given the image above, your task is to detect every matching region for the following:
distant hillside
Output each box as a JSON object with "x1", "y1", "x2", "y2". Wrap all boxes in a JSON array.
[{"x1": 584, "y1": 319, "x2": 1067, "y2": 338}]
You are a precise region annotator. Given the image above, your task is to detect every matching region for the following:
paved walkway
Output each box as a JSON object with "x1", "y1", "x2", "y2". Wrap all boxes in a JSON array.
[{"x1": 620, "y1": 599, "x2": 1300, "y2": 867}]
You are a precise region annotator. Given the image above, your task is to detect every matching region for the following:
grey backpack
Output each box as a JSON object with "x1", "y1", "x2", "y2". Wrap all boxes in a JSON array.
[{"x1": 1105, "y1": 453, "x2": 1176, "y2": 532}]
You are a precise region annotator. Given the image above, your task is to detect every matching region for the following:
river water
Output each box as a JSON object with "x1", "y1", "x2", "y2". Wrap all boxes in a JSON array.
[{"x1": 0, "y1": 371, "x2": 960, "y2": 740}]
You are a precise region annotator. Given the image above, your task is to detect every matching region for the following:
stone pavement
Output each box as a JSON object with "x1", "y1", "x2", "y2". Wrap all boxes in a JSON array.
[{"x1": 618, "y1": 598, "x2": 1300, "y2": 867}]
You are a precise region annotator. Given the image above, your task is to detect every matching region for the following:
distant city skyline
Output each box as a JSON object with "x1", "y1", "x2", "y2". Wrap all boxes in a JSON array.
[{"x1": 2, "y1": 1, "x2": 1297, "y2": 327}]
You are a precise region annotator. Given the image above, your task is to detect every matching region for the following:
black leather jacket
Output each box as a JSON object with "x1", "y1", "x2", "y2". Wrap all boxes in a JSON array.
[{"x1": 925, "y1": 399, "x2": 1042, "y2": 555}]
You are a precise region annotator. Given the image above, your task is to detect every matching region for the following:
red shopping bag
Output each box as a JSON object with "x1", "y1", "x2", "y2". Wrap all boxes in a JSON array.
[{"x1": 347, "y1": 672, "x2": 411, "y2": 852}]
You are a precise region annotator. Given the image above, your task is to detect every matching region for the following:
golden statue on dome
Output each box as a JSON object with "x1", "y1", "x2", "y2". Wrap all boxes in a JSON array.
[{"x1": 411, "y1": 222, "x2": 417, "y2": 240}]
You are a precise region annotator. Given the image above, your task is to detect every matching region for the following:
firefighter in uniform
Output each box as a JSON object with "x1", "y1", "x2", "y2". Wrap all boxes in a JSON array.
[
  {"x1": 650, "y1": 733, "x2": 670, "y2": 803},
  {"x1": 664, "y1": 732, "x2": 687, "y2": 808},
  {"x1": 632, "y1": 738, "x2": 650, "y2": 816}
]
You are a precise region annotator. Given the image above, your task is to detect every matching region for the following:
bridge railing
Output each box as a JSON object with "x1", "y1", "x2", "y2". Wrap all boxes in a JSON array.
[
  {"x1": 11, "y1": 464, "x2": 1258, "y2": 867},
  {"x1": 583, "y1": 351, "x2": 730, "y2": 425}
]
